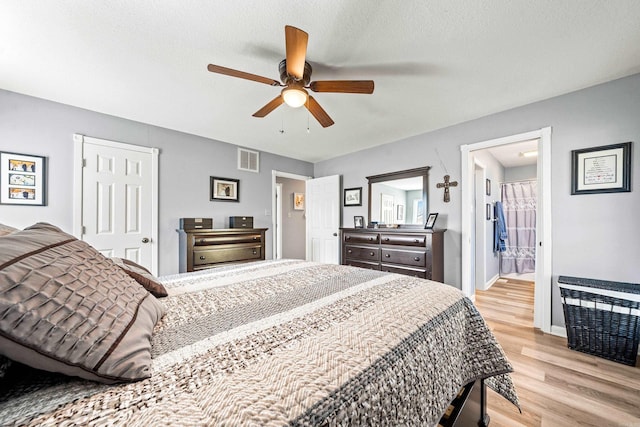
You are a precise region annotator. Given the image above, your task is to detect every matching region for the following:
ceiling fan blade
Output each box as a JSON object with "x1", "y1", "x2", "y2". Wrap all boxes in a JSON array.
[
  {"x1": 252, "y1": 95, "x2": 285, "y2": 117},
  {"x1": 285, "y1": 25, "x2": 308, "y2": 80},
  {"x1": 305, "y1": 96, "x2": 334, "y2": 128},
  {"x1": 309, "y1": 80, "x2": 374, "y2": 94},
  {"x1": 207, "y1": 64, "x2": 282, "y2": 86}
]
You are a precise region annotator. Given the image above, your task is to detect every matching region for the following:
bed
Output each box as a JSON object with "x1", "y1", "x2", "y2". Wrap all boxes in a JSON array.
[{"x1": 0, "y1": 223, "x2": 519, "y2": 426}]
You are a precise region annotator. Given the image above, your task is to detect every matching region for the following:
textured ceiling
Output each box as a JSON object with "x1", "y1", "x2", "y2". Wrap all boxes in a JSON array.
[{"x1": 2, "y1": 1, "x2": 640, "y2": 163}]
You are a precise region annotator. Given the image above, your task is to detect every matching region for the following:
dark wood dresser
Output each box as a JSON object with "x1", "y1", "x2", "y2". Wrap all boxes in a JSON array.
[
  {"x1": 178, "y1": 228, "x2": 267, "y2": 273},
  {"x1": 340, "y1": 227, "x2": 445, "y2": 282}
]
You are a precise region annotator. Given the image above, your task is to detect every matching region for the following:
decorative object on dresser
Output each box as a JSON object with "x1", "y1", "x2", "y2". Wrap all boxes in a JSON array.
[
  {"x1": 179, "y1": 217, "x2": 213, "y2": 230},
  {"x1": 354, "y1": 215, "x2": 364, "y2": 228},
  {"x1": 425, "y1": 212, "x2": 439, "y2": 229},
  {"x1": 229, "y1": 216, "x2": 253, "y2": 228},
  {"x1": 341, "y1": 227, "x2": 445, "y2": 281},
  {"x1": 210, "y1": 176, "x2": 240, "y2": 201},
  {"x1": 178, "y1": 228, "x2": 267, "y2": 272}
]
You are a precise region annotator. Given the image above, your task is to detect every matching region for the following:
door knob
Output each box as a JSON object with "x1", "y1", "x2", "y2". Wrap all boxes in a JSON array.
[
  {"x1": 333, "y1": 232, "x2": 338, "y2": 236},
  {"x1": 141, "y1": 237, "x2": 150, "y2": 243}
]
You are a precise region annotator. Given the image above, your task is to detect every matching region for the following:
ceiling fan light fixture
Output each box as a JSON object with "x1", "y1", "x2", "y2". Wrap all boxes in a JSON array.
[{"x1": 282, "y1": 87, "x2": 308, "y2": 108}]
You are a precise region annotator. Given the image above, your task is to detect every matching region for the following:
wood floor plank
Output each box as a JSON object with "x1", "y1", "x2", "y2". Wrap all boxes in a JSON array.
[{"x1": 475, "y1": 278, "x2": 640, "y2": 426}]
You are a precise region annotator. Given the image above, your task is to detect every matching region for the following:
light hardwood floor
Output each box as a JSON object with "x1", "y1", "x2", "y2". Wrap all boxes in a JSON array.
[{"x1": 475, "y1": 278, "x2": 640, "y2": 427}]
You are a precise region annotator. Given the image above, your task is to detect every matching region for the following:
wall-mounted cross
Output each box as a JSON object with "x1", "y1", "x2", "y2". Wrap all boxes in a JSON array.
[{"x1": 436, "y1": 175, "x2": 458, "y2": 203}]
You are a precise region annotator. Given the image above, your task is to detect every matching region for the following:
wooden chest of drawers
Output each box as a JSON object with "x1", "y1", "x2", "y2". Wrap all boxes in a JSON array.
[
  {"x1": 178, "y1": 228, "x2": 267, "y2": 273},
  {"x1": 341, "y1": 228, "x2": 445, "y2": 281}
]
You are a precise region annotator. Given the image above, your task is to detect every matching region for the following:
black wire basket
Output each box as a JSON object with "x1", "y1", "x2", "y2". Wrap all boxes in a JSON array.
[{"x1": 559, "y1": 276, "x2": 640, "y2": 366}]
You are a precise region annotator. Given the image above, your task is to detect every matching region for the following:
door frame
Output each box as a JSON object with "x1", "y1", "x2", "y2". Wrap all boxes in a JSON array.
[
  {"x1": 271, "y1": 170, "x2": 311, "y2": 260},
  {"x1": 461, "y1": 127, "x2": 552, "y2": 333},
  {"x1": 72, "y1": 134, "x2": 160, "y2": 274}
]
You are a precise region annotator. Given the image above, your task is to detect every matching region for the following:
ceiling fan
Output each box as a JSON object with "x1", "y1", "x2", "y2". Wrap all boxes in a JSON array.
[{"x1": 207, "y1": 25, "x2": 374, "y2": 128}]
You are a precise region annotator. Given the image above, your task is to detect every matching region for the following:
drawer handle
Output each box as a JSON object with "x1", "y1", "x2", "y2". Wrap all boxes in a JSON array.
[
  {"x1": 347, "y1": 249, "x2": 352, "y2": 254},
  {"x1": 346, "y1": 236, "x2": 351, "y2": 240},
  {"x1": 253, "y1": 237, "x2": 258, "y2": 240},
  {"x1": 414, "y1": 239, "x2": 419, "y2": 243},
  {"x1": 370, "y1": 252, "x2": 375, "y2": 256},
  {"x1": 199, "y1": 256, "x2": 206, "y2": 260},
  {"x1": 369, "y1": 237, "x2": 374, "y2": 241},
  {"x1": 414, "y1": 257, "x2": 420, "y2": 261},
  {"x1": 199, "y1": 239, "x2": 206, "y2": 243},
  {"x1": 385, "y1": 254, "x2": 390, "y2": 258},
  {"x1": 253, "y1": 250, "x2": 257, "y2": 255},
  {"x1": 384, "y1": 237, "x2": 390, "y2": 241}
]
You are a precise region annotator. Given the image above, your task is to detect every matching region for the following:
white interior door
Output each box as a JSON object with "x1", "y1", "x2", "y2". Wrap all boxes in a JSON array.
[
  {"x1": 305, "y1": 175, "x2": 340, "y2": 264},
  {"x1": 73, "y1": 134, "x2": 159, "y2": 274}
]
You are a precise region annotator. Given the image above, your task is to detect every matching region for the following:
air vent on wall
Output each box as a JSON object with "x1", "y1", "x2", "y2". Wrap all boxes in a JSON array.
[{"x1": 238, "y1": 148, "x2": 259, "y2": 173}]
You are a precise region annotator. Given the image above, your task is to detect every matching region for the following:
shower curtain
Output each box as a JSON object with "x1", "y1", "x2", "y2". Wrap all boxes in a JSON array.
[{"x1": 500, "y1": 181, "x2": 537, "y2": 274}]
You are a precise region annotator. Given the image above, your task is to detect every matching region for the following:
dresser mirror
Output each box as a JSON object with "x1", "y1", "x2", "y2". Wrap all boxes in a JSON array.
[{"x1": 367, "y1": 167, "x2": 430, "y2": 227}]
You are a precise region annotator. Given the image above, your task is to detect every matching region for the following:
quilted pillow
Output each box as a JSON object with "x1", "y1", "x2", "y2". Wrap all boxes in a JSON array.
[
  {"x1": 110, "y1": 257, "x2": 168, "y2": 298},
  {"x1": 0, "y1": 223, "x2": 165, "y2": 384}
]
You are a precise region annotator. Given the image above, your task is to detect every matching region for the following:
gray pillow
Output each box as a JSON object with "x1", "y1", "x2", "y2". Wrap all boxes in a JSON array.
[
  {"x1": 110, "y1": 257, "x2": 168, "y2": 298},
  {"x1": 0, "y1": 223, "x2": 165, "y2": 384}
]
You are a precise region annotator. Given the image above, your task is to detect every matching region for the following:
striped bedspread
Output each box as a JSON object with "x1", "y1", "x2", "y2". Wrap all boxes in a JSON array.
[{"x1": 0, "y1": 260, "x2": 518, "y2": 426}]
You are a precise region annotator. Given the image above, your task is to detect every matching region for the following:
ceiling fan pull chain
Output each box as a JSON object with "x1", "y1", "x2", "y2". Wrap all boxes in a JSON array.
[
  {"x1": 307, "y1": 99, "x2": 311, "y2": 133},
  {"x1": 279, "y1": 109, "x2": 285, "y2": 134}
]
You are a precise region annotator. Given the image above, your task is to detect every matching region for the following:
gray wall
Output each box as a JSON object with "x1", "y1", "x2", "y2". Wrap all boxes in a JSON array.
[
  {"x1": 315, "y1": 73, "x2": 640, "y2": 328},
  {"x1": 0, "y1": 90, "x2": 314, "y2": 275},
  {"x1": 504, "y1": 164, "x2": 537, "y2": 182},
  {"x1": 276, "y1": 177, "x2": 306, "y2": 259},
  {"x1": 472, "y1": 150, "x2": 505, "y2": 285}
]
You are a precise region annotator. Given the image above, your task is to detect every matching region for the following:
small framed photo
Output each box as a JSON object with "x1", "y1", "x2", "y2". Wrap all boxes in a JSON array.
[
  {"x1": 354, "y1": 215, "x2": 365, "y2": 228},
  {"x1": 486, "y1": 203, "x2": 492, "y2": 220},
  {"x1": 1, "y1": 151, "x2": 47, "y2": 206},
  {"x1": 210, "y1": 176, "x2": 239, "y2": 202},
  {"x1": 293, "y1": 192, "x2": 305, "y2": 210},
  {"x1": 486, "y1": 179, "x2": 491, "y2": 196},
  {"x1": 571, "y1": 142, "x2": 631, "y2": 195},
  {"x1": 344, "y1": 187, "x2": 362, "y2": 206},
  {"x1": 425, "y1": 212, "x2": 439, "y2": 229}
]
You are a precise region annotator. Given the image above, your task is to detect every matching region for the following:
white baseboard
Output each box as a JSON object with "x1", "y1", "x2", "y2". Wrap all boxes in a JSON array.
[
  {"x1": 551, "y1": 325, "x2": 567, "y2": 338},
  {"x1": 483, "y1": 274, "x2": 500, "y2": 291}
]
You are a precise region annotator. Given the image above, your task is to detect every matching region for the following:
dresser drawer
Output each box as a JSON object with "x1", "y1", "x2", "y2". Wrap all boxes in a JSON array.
[
  {"x1": 380, "y1": 264, "x2": 427, "y2": 279},
  {"x1": 194, "y1": 234, "x2": 262, "y2": 246},
  {"x1": 380, "y1": 233, "x2": 428, "y2": 247},
  {"x1": 381, "y1": 248, "x2": 427, "y2": 267},
  {"x1": 344, "y1": 232, "x2": 379, "y2": 244},
  {"x1": 345, "y1": 245, "x2": 380, "y2": 262},
  {"x1": 193, "y1": 246, "x2": 261, "y2": 266},
  {"x1": 345, "y1": 260, "x2": 380, "y2": 271}
]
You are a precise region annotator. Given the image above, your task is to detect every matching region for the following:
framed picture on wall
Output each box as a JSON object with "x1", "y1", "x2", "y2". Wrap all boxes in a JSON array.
[
  {"x1": 0, "y1": 151, "x2": 47, "y2": 206},
  {"x1": 210, "y1": 176, "x2": 239, "y2": 202},
  {"x1": 293, "y1": 192, "x2": 305, "y2": 210},
  {"x1": 571, "y1": 142, "x2": 631, "y2": 194},
  {"x1": 344, "y1": 187, "x2": 362, "y2": 206}
]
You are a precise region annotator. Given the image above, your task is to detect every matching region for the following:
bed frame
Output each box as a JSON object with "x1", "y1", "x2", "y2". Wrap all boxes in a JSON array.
[{"x1": 438, "y1": 379, "x2": 489, "y2": 427}]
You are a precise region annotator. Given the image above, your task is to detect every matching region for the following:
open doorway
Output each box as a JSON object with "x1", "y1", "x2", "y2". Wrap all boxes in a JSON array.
[
  {"x1": 272, "y1": 171, "x2": 309, "y2": 260},
  {"x1": 461, "y1": 128, "x2": 552, "y2": 333}
]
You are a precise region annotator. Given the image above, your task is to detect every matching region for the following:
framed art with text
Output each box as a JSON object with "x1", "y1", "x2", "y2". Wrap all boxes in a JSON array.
[
  {"x1": 0, "y1": 151, "x2": 47, "y2": 206},
  {"x1": 571, "y1": 142, "x2": 631, "y2": 195}
]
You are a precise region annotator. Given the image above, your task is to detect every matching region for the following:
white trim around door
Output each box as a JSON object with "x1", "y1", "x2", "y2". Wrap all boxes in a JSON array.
[
  {"x1": 271, "y1": 170, "x2": 311, "y2": 260},
  {"x1": 460, "y1": 127, "x2": 552, "y2": 334},
  {"x1": 73, "y1": 134, "x2": 159, "y2": 275}
]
